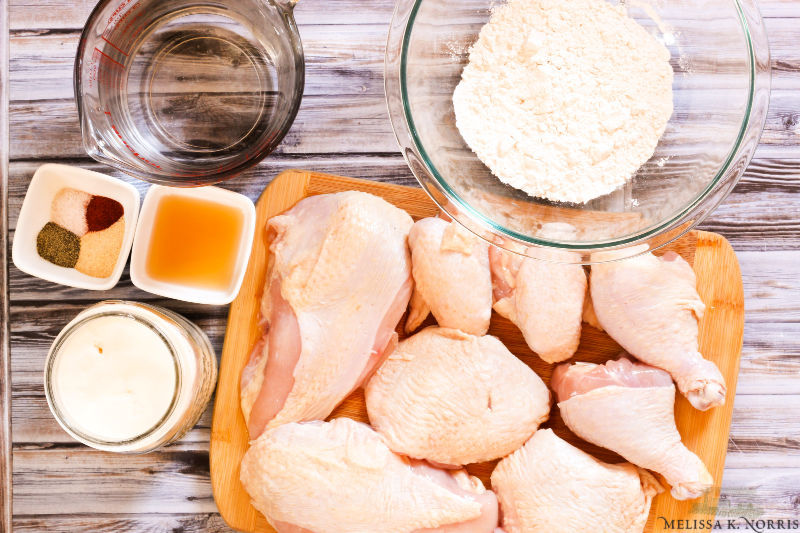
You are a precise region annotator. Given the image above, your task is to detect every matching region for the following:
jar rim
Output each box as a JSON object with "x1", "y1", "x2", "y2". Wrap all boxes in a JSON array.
[{"x1": 44, "y1": 308, "x2": 182, "y2": 448}]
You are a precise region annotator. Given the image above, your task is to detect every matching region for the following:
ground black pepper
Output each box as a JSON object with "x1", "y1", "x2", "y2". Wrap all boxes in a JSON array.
[{"x1": 37, "y1": 222, "x2": 80, "y2": 268}]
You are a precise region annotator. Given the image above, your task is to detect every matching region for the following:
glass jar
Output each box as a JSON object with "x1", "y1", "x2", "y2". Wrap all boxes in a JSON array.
[{"x1": 44, "y1": 300, "x2": 217, "y2": 453}]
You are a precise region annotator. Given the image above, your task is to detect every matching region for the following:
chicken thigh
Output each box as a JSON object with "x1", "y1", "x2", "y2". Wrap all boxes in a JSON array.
[
  {"x1": 490, "y1": 245, "x2": 586, "y2": 363},
  {"x1": 240, "y1": 192, "x2": 414, "y2": 439},
  {"x1": 406, "y1": 218, "x2": 492, "y2": 335},
  {"x1": 553, "y1": 357, "x2": 713, "y2": 500},
  {"x1": 240, "y1": 418, "x2": 500, "y2": 533},
  {"x1": 491, "y1": 429, "x2": 661, "y2": 533},
  {"x1": 365, "y1": 327, "x2": 550, "y2": 465},
  {"x1": 590, "y1": 250, "x2": 725, "y2": 410}
]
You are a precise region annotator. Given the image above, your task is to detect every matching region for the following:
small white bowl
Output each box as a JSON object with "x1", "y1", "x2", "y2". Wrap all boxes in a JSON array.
[
  {"x1": 130, "y1": 185, "x2": 256, "y2": 305},
  {"x1": 12, "y1": 164, "x2": 140, "y2": 290}
]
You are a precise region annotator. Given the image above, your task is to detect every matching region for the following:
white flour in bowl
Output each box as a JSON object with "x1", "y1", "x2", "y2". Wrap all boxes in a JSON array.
[{"x1": 453, "y1": 0, "x2": 673, "y2": 204}]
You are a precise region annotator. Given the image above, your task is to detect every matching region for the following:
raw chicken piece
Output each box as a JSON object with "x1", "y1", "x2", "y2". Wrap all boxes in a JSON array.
[
  {"x1": 365, "y1": 327, "x2": 550, "y2": 465},
  {"x1": 490, "y1": 245, "x2": 586, "y2": 363},
  {"x1": 406, "y1": 218, "x2": 492, "y2": 335},
  {"x1": 240, "y1": 418, "x2": 500, "y2": 533},
  {"x1": 491, "y1": 429, "x2": 662, "y2": 533},
  {"x1": 240, "y1": 192, "x2": 414, "y2": 439},
  {"x1": 553, "y1": 358, "x2": 713, "y2": 500},
  {"x1": 590, "y1": 249, "x2": 726, "y2": 410},
  {"x1": 551, "y1": 356, "x2": 673, "y2": 400}
]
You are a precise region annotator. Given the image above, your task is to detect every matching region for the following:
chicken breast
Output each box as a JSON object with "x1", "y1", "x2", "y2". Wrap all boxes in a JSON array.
[
  {"x1": 491, "y1": 429, "x2": 662, "y2": 533},
  {"x1": 553, "y1": 357, "x2": 713, "y2": 500},
  {"x1": 240, "y1": 418, "x2": 500, "y2": 533},
  {"x1": 406, "y1": 218, "x2": 492, "y2": 335},
  {"x1": 590, "y1": 249, "x2": 725, "y2": 410},
  {"x1": 240, "y1": 192, "x2": 414, "y2": 439},
  {"x1": 490, "y1": 245, "x2": 586, "y2": 363},
  {"x1": 365, "y1": 327, "x2": 550, "y2": 465}
]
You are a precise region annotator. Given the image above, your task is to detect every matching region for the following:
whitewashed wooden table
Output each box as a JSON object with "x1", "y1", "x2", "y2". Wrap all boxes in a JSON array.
[{"x1": 1, "y1": 0, "x2": 799, "y2": 531}]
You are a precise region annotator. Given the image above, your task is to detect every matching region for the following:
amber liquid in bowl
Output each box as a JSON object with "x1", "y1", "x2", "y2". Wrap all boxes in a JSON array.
[{"x1": 145, "y1": 195, "x2": 244, "y2": 290}]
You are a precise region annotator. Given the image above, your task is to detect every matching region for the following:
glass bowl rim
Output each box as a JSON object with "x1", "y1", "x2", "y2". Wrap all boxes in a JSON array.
[{"x1": 393, "y1": 0, "x2": 767, "y2": 251}]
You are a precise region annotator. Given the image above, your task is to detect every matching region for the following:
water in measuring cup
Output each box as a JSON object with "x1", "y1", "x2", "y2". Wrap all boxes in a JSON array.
[{"x1": 98, "y1": 7, "x2": 283, "y2": 171}]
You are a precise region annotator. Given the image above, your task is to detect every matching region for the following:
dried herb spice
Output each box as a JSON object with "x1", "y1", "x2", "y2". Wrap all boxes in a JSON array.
[{"x1": 37, "y1": 222, "x2": 80, "y2": 268}]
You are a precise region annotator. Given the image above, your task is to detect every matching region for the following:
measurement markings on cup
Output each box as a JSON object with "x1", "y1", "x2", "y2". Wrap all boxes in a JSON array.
[
  {"x1": 104, "y1": 111, "x2": 163, "y2": 170},
  {"x1": 100, "y1": 36, "x2": 129, "y2": 56},
  {"x1": 93, "y1": 47, "x2": 124, "y2": 69}
]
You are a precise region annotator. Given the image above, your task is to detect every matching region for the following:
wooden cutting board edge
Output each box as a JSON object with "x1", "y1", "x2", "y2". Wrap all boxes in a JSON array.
[{"x1": 209, "y1": 169, "x2": 745, "y2": 533}]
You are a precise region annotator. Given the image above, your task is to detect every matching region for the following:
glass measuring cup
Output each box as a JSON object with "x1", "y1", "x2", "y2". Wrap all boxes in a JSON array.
[{"x1": 75, "y1": 0, "x2": 304, "y2": 186}]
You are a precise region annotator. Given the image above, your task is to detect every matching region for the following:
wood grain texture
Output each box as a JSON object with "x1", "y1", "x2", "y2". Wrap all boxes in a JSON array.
[
  {"x1": 5, "y1": 0, "x2": 800, "y2": 530},
  {"x1": 3, "y1": 157, "x2": 798, "y2": 252},
  {"x1": 5, "y1": 0, "x2": 800, "y2": 29},
  {"x1": 209, "y1": 170, "x2": 744, "y2": 533},
  {"x1": 0, "y1": 0, "x2": 12, "y2": 530},
  {"x1": 13, "y1": 513, "x2": 233, "y2": 533},
  {"x1": 8, "y1": 90, "x2": 800, "y2": 160}
]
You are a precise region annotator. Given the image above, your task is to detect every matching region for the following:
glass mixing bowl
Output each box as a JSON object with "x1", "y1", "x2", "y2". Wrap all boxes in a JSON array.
[{"x1": 386, "y1": 0, "x2": 770, "y2": 262}]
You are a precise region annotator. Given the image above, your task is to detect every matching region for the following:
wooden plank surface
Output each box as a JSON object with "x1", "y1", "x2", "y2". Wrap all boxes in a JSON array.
[
  {"x1": 4, "y1": 0, "x2": 800, "y2": 531},
  {"x1": 209, "y1": 171, "x2": 744, "y2": 533},
  {"x1": 0, "y1": 0, "x2": 11, "y2": 530}
]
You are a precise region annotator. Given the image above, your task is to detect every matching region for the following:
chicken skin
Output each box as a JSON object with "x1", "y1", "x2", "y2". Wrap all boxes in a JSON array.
[
  {"x1": 491, "y1": 429, "x2": 661, "y2": 533},
  {"x1": 240, "y1": 192, "x2": 414, "y2": 439},
  {"x1": 490, "y1": 245, "x2": 586, "y2": 363},
  {"x1": 590, "y1": 250, "x2": 725, "y2": 410},
  {"x1": 553, "y1": 357, "x2": 713, "y2": 500},
  {"x1": 365, "y1": 327, "x2": 550, "y2": 466},
  {"x1": 406, "y1": 218, "x2": 492, "y2": 335},
  {"x1": 240, "y1": 418, "x2": 500, "y2": 533}
]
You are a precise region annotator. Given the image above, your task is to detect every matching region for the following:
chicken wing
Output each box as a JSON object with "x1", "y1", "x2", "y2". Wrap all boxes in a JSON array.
[
  {"x1": 490, "y1": 245, "x2": 586, "y2": 363},
  {"x1": 406, "y1": 218, "x2": 492, "y2": 335}
]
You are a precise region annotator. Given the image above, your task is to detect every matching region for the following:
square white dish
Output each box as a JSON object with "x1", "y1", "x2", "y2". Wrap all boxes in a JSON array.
[
  {"x1": 12, "y1": 164, "x2": 141, "y2": 291},
  {"x1": 130, "y1": 185, "x2": 256, "y2": 305}
]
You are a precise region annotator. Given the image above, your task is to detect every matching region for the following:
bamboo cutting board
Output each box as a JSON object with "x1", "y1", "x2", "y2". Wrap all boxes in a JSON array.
[{"x1": 210, "y1": 169, "x2": 745, "y2": 533}]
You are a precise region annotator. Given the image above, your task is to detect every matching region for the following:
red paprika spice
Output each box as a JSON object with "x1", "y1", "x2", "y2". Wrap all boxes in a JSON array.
[{"x1": 86, "y1": 195, "x2": 124, "y2": 232}]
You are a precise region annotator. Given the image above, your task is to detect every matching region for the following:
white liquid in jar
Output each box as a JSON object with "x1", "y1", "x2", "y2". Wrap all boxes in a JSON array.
[{"x1": 51, "y1": 315, "x2": 177, "y2": 442}]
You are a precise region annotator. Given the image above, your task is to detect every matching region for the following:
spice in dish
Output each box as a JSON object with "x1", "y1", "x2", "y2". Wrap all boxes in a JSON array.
[
  {"x1": 51, "y1": 188, "x2": 91, "y2": 236},
  {"x1": 75, "y1": 218, "x2": 125, "y2": 278},
  {"x1": 145, "y1": 194, "x2": 244, "y2": 291},
  {"x1": 37, "y1": 222, "x2": 80, "y2": 268},
  {"x1": 36, "y1": 187, "x2": 126, "y2": 278},
  {"x1": 86, "y1": 195, "x2": 124, "y2": 231}
]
